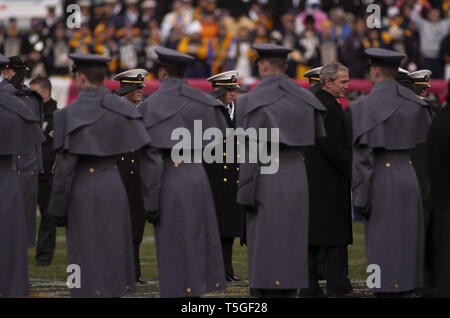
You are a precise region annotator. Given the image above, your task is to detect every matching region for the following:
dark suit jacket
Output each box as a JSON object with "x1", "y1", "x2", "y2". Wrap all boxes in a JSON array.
[{"x1": 303, "y1": 89, "x2": 353, "y2": 246}]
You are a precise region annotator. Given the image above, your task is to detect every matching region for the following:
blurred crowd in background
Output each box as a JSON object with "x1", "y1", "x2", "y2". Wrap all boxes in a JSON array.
[{"x1": 0, "y1": 0, "x2": 449, "y2": 82}]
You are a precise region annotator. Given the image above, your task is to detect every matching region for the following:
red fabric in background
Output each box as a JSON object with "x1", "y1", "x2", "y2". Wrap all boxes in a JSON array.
[{"x1": 67, "y1": 79, "x2": 449, "y2": 108}]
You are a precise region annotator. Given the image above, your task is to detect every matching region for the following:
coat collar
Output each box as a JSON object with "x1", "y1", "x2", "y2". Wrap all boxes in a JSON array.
[
  {"x1": 245, "y1": 74, "x2": 326, "y2": 116},
  {"x1": 141, "y1": 78, "x2": 222, "y2": 128}
]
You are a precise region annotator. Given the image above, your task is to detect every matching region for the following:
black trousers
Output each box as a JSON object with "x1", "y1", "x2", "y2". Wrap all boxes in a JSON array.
[
  {"x1": 133, "y1": 241, "x2": 142, "y2": 281},
  {"x1": 221, "y1": 236, "x2": 235, "y2": 278},
  {"x1": 300, "y1": 245, "x2": 352, "y2": 296},
  {"x1": 35, "y1": 180, "x2": 56, "y2": 264}
]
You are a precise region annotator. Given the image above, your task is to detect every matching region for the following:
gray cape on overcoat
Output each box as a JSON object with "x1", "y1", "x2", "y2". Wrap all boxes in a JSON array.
[
  {"x1": 0, "y1": 92, "x2": 44, "y2": 297},
  {"x1": 236, "y1": 74, "x2": 326, "y2": 290},
  {"x1": 48, "y1": 86, "x2": 150, "y2": 298},
  {"x1": 138, "y1": 78, "x2": 227, "y2": 298},
  {"x1": 351, "y1": 80, "x2": 431, "y2": 293}
]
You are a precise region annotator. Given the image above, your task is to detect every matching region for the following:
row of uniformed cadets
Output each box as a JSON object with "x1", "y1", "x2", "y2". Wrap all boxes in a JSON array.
[{"x1": 1, "y1": 43, "x2": 450, "y2": 298}]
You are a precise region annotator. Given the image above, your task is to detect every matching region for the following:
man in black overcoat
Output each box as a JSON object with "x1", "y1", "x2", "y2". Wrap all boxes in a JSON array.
[
  {"x1": 29, "y1": 76, "x2": 58, "y2": 266},
  {"x1": 428, "y1": 88, "x2": 450, "y2": 298},
  {"x1": 301, "y1": 62, "x2": 354, "y2": 297}
]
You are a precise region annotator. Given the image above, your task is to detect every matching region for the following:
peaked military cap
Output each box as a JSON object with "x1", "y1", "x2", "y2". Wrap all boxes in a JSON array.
[
  {"x1": 113, "y1": 68, "x2": 148, "y2": 96},
  {"x1": 0, "y1": 53, "x2": 9, "y2": 65},
  {"x1": 303, "y1": 66, "x2": 323, "y2": 82},
  {"x1": 252, "y1": 43, "x2": 293, "y2": 62},
  {"x1": 397, "y1": 67, "x2": 409, "y2": 75},
  {"x1": 207, "y1": 70, "x2": 240, "y2": 90},
  {"x1": 69, "y1": 53, "x2": 111, "y2": 73},
  {"x1": 395, "y1": 67, "x2": 415, "y2": 90},
  {"x1": 365, "y1": 48, "x2": 405, "y2": 68},
  {"x1": 408, "y1": 69, "x2": 432, "y2": 88},
  {"x1": 154, "y1": 46, "x2": 194, "y2": 66},
  {"x1": 1, "y1": 55, "x2": 30, "y2": 71}
]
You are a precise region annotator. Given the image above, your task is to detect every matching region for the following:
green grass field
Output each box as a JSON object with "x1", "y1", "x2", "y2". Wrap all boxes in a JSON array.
[{"x1": 28, "y1": 218, "x2": 367, "y2": 283}]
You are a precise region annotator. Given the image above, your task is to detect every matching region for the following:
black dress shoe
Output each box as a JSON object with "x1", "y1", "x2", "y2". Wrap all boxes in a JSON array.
[
  {"x1": 226, "y1": 275, "x2": 243, "y2": 282},
  {"x1": 136, "y1": 278, "x2": 150, "y2": 285}
]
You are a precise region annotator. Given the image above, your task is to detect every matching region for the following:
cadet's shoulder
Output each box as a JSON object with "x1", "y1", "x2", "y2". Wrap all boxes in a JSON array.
[
  {"x1": 281, "y1": 78, "x2": 326, "y2": 111},
  {"x1": 102, "y1": 91, "x2": 143, "y2": 119},
  {"x1": 181, "y1": 83, "x2": 221, "y2": 106},
  {"x1": 396, "y1": 84, "x2": 428, "y2": 106},
  {"x1": 16, "y1": 86, "x2": 43, "y2": 101}
]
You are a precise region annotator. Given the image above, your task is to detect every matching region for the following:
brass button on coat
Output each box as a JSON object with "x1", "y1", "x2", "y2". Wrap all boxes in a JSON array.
[
  {"x1": 130, "y1": 170, "x2": 134, "y2": 175},
  {"x1": 131, "y1": 159, "x2": 135, "y2": 164},
  {"x1": 174, "y1": 163, "x2": 179, "y2": 168},
  {"x1": 89, "y1": 168, "x2": 95, "y2": 173},
  {"x1": 186, "y1": 288, "x2": 191, "y2": 293},
  {"x1": 17, "y1": 155, "x2": 21, "y2": 159},
  {"x1": 275, "y1": 280, "x2": 280, "y2": 286},
  {"x1": 223, "y1": 178, "x2": 227, "y2": 182},
  {"x1": 30, "y1": 171, "x2": 35, "y2": 175},
  {"x1": 224, "y1": 165, "x2": 227, "y2": 170},
  {"x1": 386, "y1": 163, "x2": 391, "y2": 167}
]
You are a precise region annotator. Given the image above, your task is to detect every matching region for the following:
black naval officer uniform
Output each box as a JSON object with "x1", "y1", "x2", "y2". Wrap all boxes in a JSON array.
[
  {"x1": 113, "y1": 69, "x2": 149, "y2": 283},
  {"x1": 204, "y1": 72, "x2": 245, "y2": 281}
]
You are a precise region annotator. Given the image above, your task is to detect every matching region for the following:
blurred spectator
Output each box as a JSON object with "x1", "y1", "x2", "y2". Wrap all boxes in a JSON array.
[
  {"x1": 298, "y1": 15, "x2": 321, "y2": 72},
  {"x1": 78, "y1": 0, "x2": 91, "y2": 26},
  {"x1": 124, "y1": 0, "x2": 140, "y2": 26},
  {"x1": 178, "y1": 24, "x2": 209, "y2": 77},
  {"x1": 70, "y1": 22, "x2": 93, "y2": 54},
  {"x1": 44, "y1": 5, "x2": 58, "y2": 35},
  {"x1": 117, "y1": 24, "x2": 141, "y2": 72},
  {"x1": 137, "y1": 1, "x2": 158, "y2": 31},
  {"x1": 194, "y1": 0, "x2": 218, "y2": 21},
  {"x1": 141, "y1": 27, "x2": 161, "y2": 74},
  {"x1": 296, "y1": 0, "x2": 328, "y2": 34},
  {"x1": 161, "y1": 0, "x2": 191, "y2": 42},
  {"x1": 227, "y1": 27, "x2": 252, "y2": 79},
  {"x1": 201, "y1": 10, "x2": 218, "y2": 40},
  {"x1": 271, "y1": 12, "x2": 302, "y2": 77},
  {"x1": 45, "y1": 22, "x2": 71, "y2": 76},
  {"x1": 210, "y1": 23, "x2": 236, "y2": 74},
  {"x1": 329, "y1": 7, "x2": 351, "y2": 45},
  {"x1": 164, "y1": 23, "x2": 185, "y2": 50},
  {"x1": 319, "y1": 19, "x2": 338, "y2": 65},
  {"x1": 4, "y1": 18, "x2": 22, "y2": 57},
  {"x1": 410, "y1": 6, "x2": 450, "y2": 78},
  {"x1": 340, "y1": 17, "x2": 368, "y2": 78},
  {"x1": 248, "y1": 0, "x2": 273, "y2": 31}
]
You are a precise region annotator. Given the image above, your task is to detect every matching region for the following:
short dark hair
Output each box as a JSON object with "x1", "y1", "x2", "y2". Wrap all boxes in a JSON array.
[
  {"x1": 30, "y1": 76, "x2": 52, "y2": 93},
  {"x1": 260, "y1": 57, "x2": 287, "y2": 72},
  {"x1": 77, "y1": 65, "x2": 107, "y2": 85},
  {"x1": 161, "y1": 63, "x2": 187, "y2": 78},
  {"x1": 378, "y1": 66, "x2": 397, "y2": 79}
]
